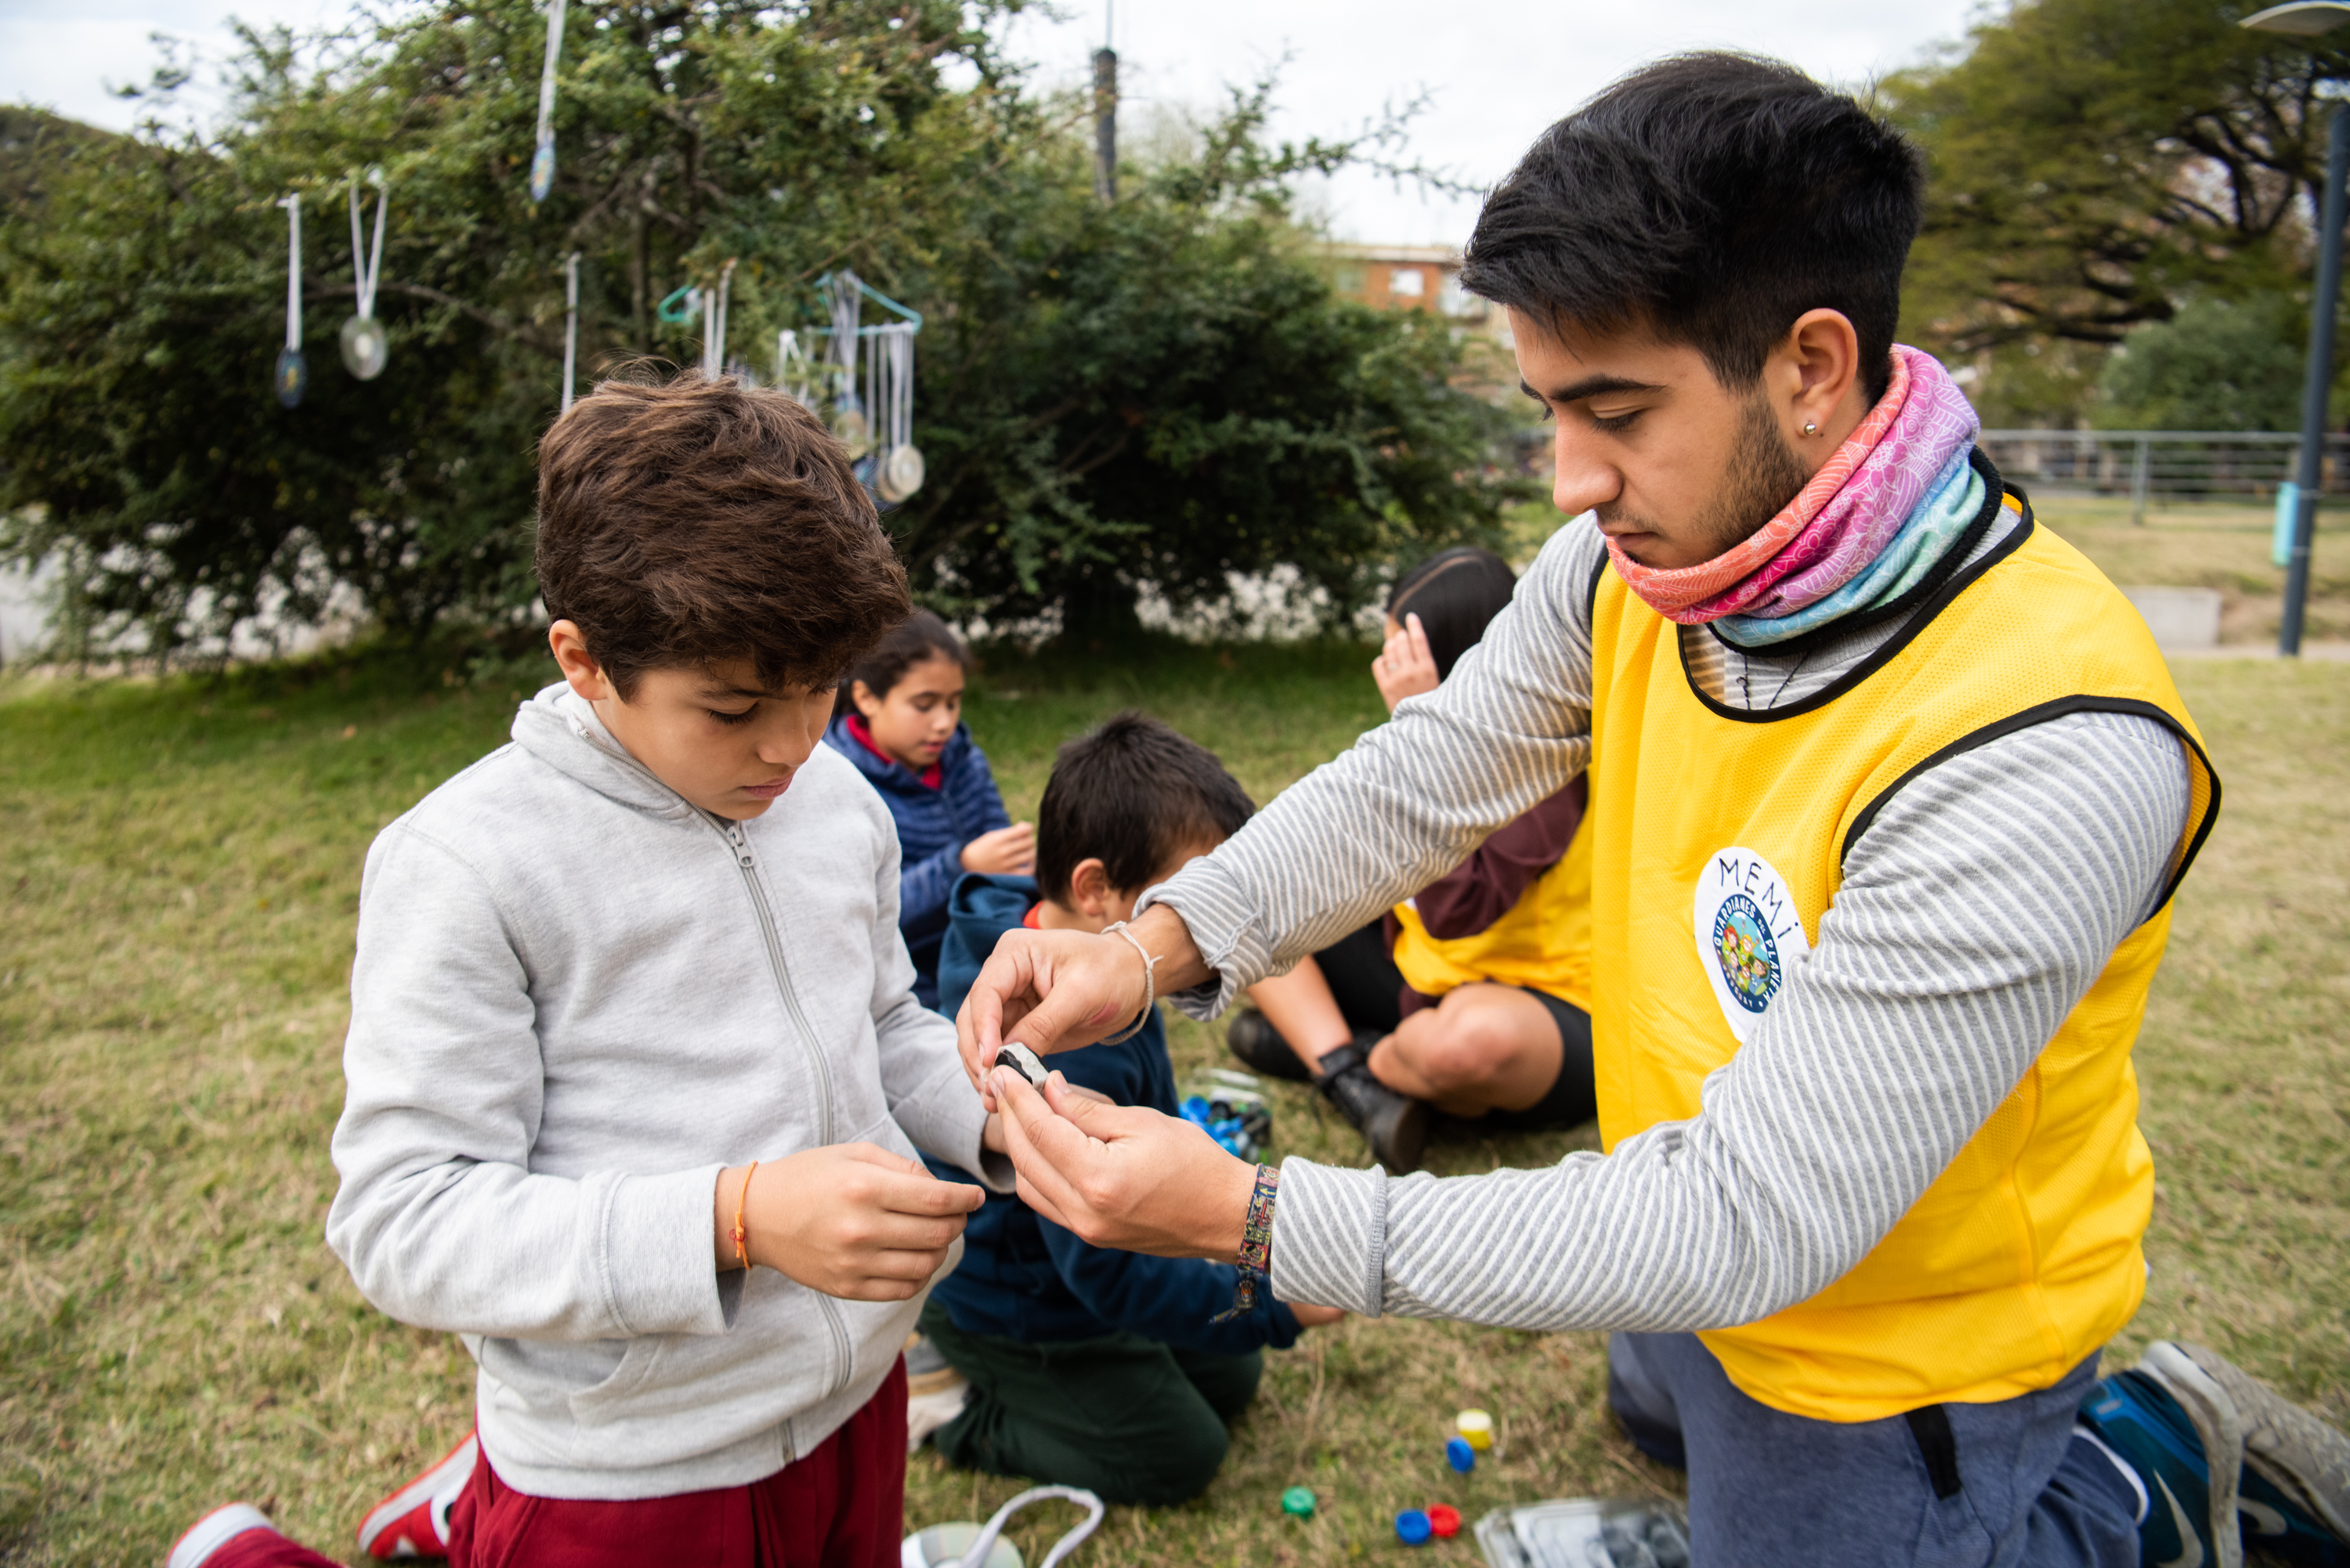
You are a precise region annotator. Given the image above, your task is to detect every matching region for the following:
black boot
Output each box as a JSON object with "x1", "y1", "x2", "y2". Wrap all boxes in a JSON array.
[
  {"x1": 1314, "y1": 1035, "x2": 1430, "y2": 1172},
  {"x1": 1224, "y1": 1009, "x2": 1312, "y2": 1082}
]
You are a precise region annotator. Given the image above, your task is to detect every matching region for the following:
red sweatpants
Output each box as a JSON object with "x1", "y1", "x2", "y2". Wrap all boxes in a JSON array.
[{"x1": 447, "y1": 1358, "x2": 908, "y2": 1568}]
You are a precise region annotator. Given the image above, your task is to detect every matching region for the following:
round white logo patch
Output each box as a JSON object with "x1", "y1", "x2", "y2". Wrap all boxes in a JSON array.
[{"x1": 1693, "y1": 847, "x2": 1812, "y2": 1042}]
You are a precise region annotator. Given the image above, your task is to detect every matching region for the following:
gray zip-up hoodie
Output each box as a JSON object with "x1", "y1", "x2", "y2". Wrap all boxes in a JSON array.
[{"x1": 327, "y1": 684, "x2": 1007, "y2": 1500}]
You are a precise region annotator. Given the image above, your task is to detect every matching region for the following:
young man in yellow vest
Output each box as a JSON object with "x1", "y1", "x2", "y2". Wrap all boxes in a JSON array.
[{"x1": 951, "y1": 52, "x2": 2350, "y2": 1568}]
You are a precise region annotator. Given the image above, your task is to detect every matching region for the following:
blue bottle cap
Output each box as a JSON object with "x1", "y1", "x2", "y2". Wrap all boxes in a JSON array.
[
  {"x1": 1446, "y1": 1435, "x2": 1475, "y2": 1472},
  {"x1": 1394, "y1": 1509, "x2": 1432, "y2": 1546}
]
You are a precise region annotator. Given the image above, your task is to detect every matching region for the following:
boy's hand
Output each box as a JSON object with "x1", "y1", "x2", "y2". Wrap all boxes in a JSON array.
[
  {"x1": 986, "y1": 1067, "x2": 1257, "y2": 1259},
  {"x1": 1289, "y1": 1302, "x2": 1346, "y2": 1328},
  {"x1": 960, "y1": 823, "x2": 1036, "y2": 876},
  {"x1": 1371, "y1": 612, "x2": 1440, "y2": 714},
  {"x1": 717, "y1": 1145, "x2": 983, "y2": 1302}
]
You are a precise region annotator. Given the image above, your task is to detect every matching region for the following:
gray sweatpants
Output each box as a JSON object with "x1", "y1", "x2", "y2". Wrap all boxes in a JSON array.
[{"x1": 1607, "y1": 1333, "x2": 2138, "y2": 1567}]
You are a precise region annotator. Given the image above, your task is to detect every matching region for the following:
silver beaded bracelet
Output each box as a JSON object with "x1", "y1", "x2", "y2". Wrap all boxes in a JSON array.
[{"x1": 1097, "y1": 920, "x2": 1161, "y2": 1046}]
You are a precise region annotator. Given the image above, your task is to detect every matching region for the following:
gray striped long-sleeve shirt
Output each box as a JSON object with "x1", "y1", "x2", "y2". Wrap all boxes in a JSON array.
[{"x1": 1141, "y1": 510, "x2": 2191, "y2": 1328}]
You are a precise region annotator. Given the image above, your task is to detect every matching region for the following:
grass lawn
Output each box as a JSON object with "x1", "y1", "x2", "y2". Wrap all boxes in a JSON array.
[{"x1": 2, "y1": 609, "x2": 2345, "y2": 1563}]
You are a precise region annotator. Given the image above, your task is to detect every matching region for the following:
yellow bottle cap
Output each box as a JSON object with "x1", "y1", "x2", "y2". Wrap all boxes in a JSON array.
[{"x1": 1456, "y1": 1408, "x2": 1494, "y2": 1451}]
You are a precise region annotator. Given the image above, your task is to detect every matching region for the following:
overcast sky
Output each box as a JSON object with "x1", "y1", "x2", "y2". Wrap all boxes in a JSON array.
[{"x1": 1, "y1": 0, "x2": 1986, "y2": 245}]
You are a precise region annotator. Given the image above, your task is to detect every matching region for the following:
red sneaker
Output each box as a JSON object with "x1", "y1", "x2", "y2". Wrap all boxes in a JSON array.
[
  {"x1": 168, "y1": 1505, "x2": 340, "y2": 1568},
  {"x1": 355, "y1": 1433, "x2": 479, "y2": 1560}
]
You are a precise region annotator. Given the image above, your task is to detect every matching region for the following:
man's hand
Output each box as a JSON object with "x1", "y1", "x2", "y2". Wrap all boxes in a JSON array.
[
  {"x1": 715, "y1": 1144, "x2": 984, "y2": 1301},
  {"x1": 954, "y1": 905, "x2": 1210, "y2": 1099},
  {"x1": 986, "y1": 1068, "x2": 1258, "y2": 1259},
  {"x1": 960, "y1": 822, "x2": 1036, "y2": 876},
  {"x1": 1372, "y1": 612, "x2": 1440, "y2": 714}
]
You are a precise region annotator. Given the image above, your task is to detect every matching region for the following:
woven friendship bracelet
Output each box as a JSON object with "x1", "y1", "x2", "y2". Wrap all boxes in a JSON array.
[
  {"x1": 1097, "y1": 920, "x2": 1161, "y2": 1046},
  {"x1": 1212, "y1": 1163, "x2": 1280, "y2": 1323}
]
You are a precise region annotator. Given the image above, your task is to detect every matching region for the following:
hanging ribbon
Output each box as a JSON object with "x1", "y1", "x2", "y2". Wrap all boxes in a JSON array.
[
  {"x1": 339, "y1": 172, "x2": 389, "y2": 380},
  {"x1": 275, "y1": 193, "x2": 307, "y2": 409},
  {"x1": 529, "y1": 0, "x2": 567, "y2": 202},
  {"x1": 776, "y1": 329, "x2": 815, "y2": 407},
  {"x1": 872, "y1": 323, "x2": 923, "y2": 501},
  {"x1": 827, "y1": 269, "x2": 870, "y2": 457},
  {"x1": 701, "y1": 258, "x2": 736, "y2": 380},
  {"x1": 561, "y1": 251, "x2": 580, "y2": 412}
]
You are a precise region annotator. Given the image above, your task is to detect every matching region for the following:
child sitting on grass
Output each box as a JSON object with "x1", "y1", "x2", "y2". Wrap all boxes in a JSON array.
[
  {"x1": 916, "y1": 712, "x2": 1342, "y2": 1508},
  {"x1": 169, "y1": 374, "x2": 1008, "y2": 1568},
  {"x1": 823, "y1": 612, "x2": 1033, "y2": 1012}
]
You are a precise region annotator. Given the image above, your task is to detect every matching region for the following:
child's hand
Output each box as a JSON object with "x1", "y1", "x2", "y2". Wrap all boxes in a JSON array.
[
  {"x1": 1372, "y1": 612, "x2": 1441, "y2": 714},
  {"x1": 718, "y1": 1145, "x2": 983, "y2": 1302},
  {"x1": 961, "y1": 822, "x2": 1036, "y2": 876},
  {"x1": 1288, "y1": 1302, "x2": 1346, "y2": 1329}
]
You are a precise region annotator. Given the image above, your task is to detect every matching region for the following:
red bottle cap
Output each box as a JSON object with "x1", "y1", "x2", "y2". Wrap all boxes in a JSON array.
[{"x1": 1427, "y1": 1505, "x2": 1462, "y2": 1539}]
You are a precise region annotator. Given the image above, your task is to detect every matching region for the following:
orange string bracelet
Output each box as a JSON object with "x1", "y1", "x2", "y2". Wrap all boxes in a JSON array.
[{"x1": 732, "y1": 1161, "x2": 759, "y2": 1272}]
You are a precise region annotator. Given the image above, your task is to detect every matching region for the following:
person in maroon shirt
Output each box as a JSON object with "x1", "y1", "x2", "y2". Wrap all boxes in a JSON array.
[{"x1": 1227, "y1": 548, "x2": 1597, "y2": 1171}]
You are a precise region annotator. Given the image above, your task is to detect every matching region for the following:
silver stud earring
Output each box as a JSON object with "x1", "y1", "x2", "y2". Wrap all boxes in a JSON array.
[{"x1": 1801, "y1": 421, "x2": 1820, "y2": 436}]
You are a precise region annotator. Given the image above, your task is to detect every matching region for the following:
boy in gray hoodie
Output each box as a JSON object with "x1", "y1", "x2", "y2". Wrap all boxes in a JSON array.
[{"x1": 173, "y1": 375, "x2": 1012, "y2": 1568}]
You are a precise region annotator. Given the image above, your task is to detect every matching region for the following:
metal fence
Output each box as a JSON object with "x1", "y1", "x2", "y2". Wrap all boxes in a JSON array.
[{"x1": 1977, "y1": 430, "x2": 2350, "y2": 523}]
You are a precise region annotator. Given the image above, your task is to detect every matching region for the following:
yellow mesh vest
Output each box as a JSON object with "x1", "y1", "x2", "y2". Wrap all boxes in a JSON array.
[
  {"x1": 1390, "y1": 811, "x2": 1594, "y2": 1013},
  {"x1": 1588, "y1": 495, "x2": 2218, "y2": 1422}
]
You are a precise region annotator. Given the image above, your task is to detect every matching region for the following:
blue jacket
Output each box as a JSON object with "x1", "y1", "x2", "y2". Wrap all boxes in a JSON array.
[
  {"x1": 822, "y1": 714, "x2": 1012, "y2": 1010},
  {"x1": 925, "y1": 873, "x2": 1301, "y2": 1355}
]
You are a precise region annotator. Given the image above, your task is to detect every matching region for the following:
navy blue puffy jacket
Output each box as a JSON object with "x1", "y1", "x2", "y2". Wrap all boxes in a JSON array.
[
  {"x1": 821, "y1": 714, "x2": 1011, "y2": 1010},
  {"x1": 924, "y1": 873, "x2": 1301, "y2": 1355}
]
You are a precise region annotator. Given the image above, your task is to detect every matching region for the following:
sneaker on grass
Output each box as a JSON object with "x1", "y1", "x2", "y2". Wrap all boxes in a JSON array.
[
  {"x1": 355, "y1": 1431, "x2": 478, "y2": 1560},
  {"x1": 168, "y1": 1505, "x2": 340, "y2": 1568},
  {"x1": 2080, "y1": 1367, "x2": 2239, "y2": 1568},
  {"x1": 2164, "y1": 1342, "x2": 2350, "y2": 1566}
]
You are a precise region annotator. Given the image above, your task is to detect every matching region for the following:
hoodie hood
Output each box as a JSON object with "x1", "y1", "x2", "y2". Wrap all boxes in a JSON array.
[{"x1": 510, "y1": 681, "x2": 705, "y2": 825}]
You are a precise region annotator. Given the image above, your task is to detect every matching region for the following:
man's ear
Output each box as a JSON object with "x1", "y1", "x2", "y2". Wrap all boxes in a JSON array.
[
  {"x1": 1067, "y1": 858, "x2": 1115, "y2": 919},
  {"x1": 548, "y1": 620, "x2": 615, "y2": 704},
  {"x1": 1774, "y1": 308, "x2": 1866, "y2": 450}
]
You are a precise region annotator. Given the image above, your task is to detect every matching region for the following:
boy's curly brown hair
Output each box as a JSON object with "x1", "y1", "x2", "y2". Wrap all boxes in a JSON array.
[{"x1": 535, "y1": 371, "x2": 910, "y2": 699}]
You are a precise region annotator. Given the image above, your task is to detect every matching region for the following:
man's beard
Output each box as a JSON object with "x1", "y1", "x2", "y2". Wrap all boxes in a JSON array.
[{"x1": 1600, "y1": 394, "x2": 1811, "y2": 566}]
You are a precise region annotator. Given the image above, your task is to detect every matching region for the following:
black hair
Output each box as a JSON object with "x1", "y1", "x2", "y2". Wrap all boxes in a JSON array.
[
  {"x1": 1386, "y1": 547, "x2": 1517, "y2": 681},
  {"x1": 841, "y1": 609, "x2": 968, "y2": 704},
  {"x1": 1036, "y1": 711, "x2": 1255, "y2": 904},
  {"x1": 1460, "y1": 52, "x2": 1923, "y2": 403}
]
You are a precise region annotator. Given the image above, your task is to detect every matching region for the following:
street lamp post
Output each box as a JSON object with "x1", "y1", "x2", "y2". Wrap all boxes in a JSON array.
[{"x1": 2244, "y1": 1, "x2": 2350, "y2": 654}]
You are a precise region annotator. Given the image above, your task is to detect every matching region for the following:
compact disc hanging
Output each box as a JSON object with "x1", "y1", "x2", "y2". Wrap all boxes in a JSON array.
[
  {"x1": 338, "y1": 171, "x2": 389, "y2": 380},
  {"x1": 275, "y1": 193, "x2": 307, "y2": 409}
]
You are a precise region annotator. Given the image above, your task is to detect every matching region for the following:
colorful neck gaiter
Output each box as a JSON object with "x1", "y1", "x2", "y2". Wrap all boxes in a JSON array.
[{"x1": 1605, "y1": 345, "x2": 1981, "y2": 629}]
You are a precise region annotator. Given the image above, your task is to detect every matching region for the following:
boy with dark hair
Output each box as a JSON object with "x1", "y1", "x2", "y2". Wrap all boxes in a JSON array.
[
  {"x1": 172, "y1": 374, "x2": 1008, "y2": 1568},
  {"x1": 956, "y1": 52, "x2": 2350, "y2": 1568},
  {"x1": 916, "y1": 713, "x2": 1340, "y2": 1507}
]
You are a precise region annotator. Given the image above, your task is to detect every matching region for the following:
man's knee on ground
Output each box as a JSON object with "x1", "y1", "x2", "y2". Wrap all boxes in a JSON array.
[{"x1": 1395, "y1": 992, "x2": 1542, "y2": 1094}]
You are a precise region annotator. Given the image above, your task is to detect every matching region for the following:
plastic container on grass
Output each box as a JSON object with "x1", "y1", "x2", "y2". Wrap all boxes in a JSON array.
[{"x1": 1472, "y1": 1499, "x2": 1690, "y2": 1568}]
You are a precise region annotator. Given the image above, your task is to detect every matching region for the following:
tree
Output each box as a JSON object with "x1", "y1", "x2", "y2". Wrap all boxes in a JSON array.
[
  {"x1": 2094, "y1": 294, "x2": 2308, "y2": 430},
  {"x1": 891, "y1": 89, "x2": 1519, "y2": 639},
  {"x1": 0, "y1": 2, "x2": 1511, "y2": 659},
  {"x1": 1884, "y1": 0, "x2": 2350, "y2": 419},
  {"x1": 0, "y1": 0, "x2": 1018, "y2": 658}
]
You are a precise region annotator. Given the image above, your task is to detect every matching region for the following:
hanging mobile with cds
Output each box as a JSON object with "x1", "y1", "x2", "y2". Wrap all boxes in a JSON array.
[
  {"x1": 339, "y1": 169, "x2": 389, "y2": 380},
  {"x1": 528, "y1": 0, "x2": 567, "y2": 203},
  {"x1": 275, "y1": 193, "x2": 307, "y2": 408}
]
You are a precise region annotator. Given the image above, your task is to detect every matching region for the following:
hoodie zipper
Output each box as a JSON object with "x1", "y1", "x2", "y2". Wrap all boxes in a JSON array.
[{"x1": 710, "y1": 815, "x2": 855, "y2": 1401}]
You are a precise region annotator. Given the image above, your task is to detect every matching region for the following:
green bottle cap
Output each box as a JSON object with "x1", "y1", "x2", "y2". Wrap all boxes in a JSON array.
[{"x1": 1281, "y1": 1486, "x2": 1317, "y2": 1518}]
